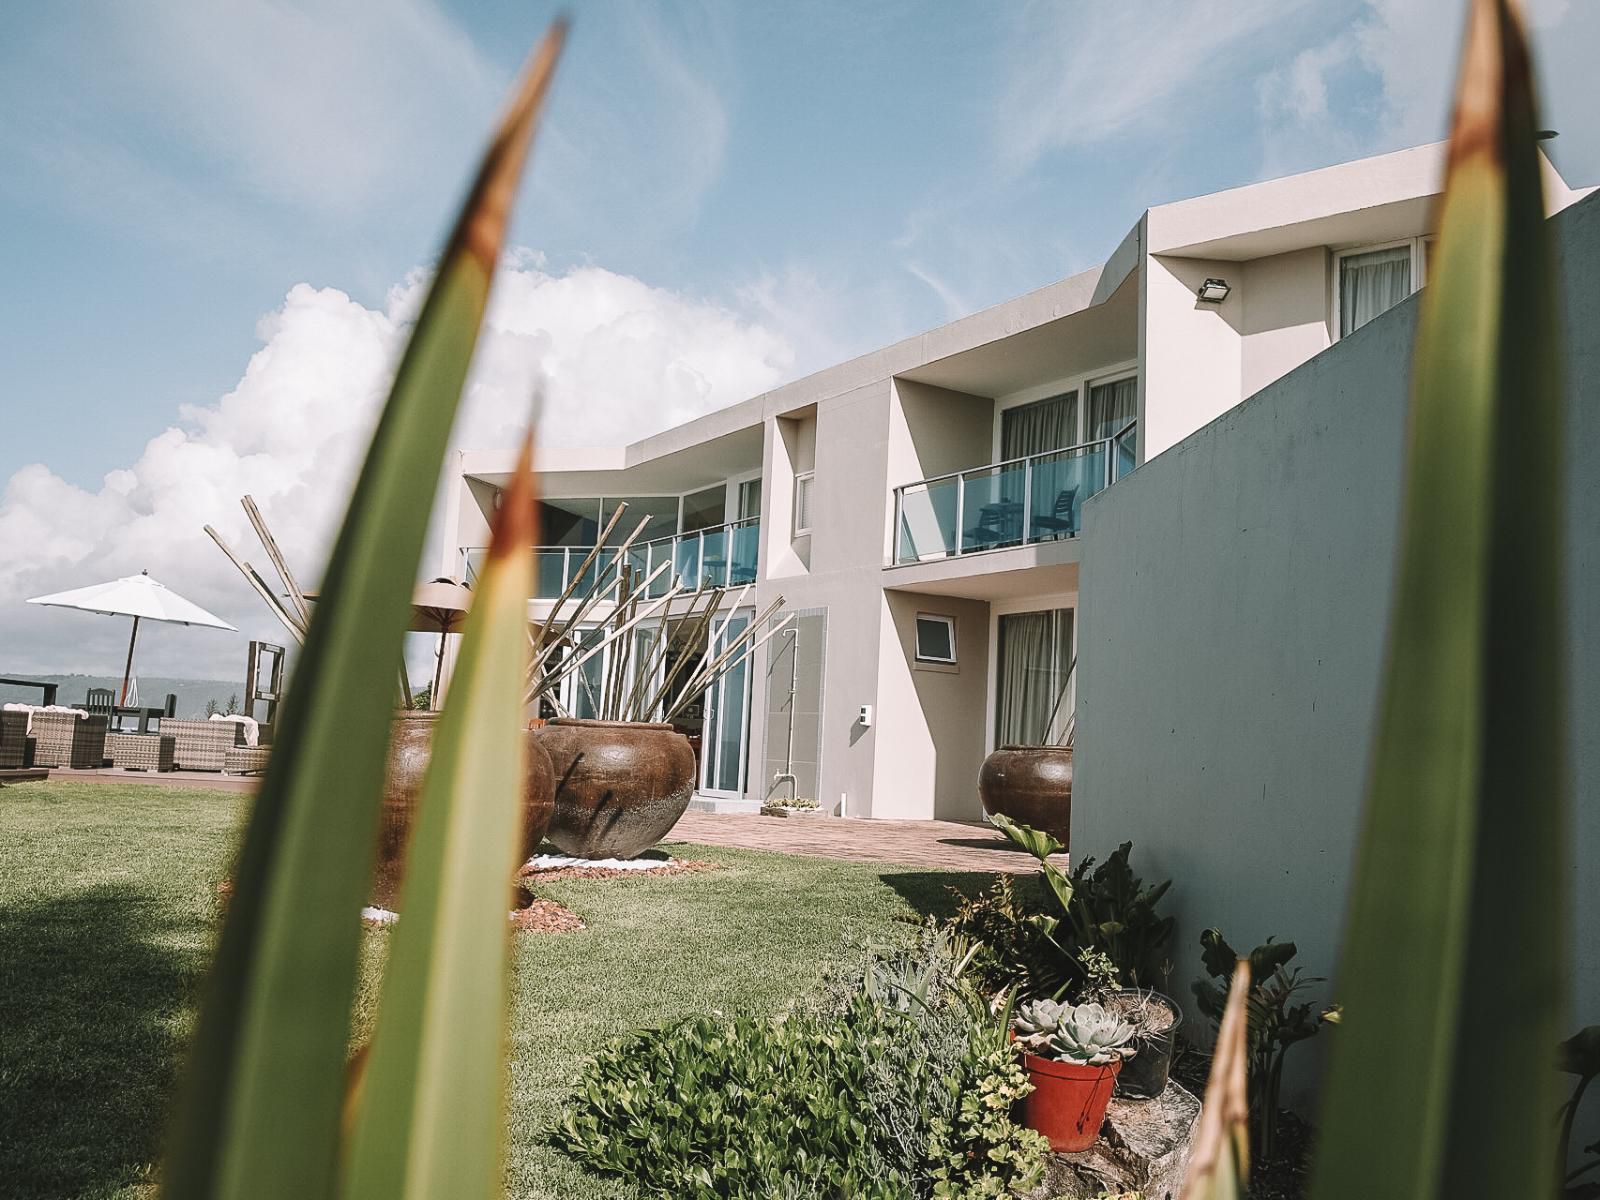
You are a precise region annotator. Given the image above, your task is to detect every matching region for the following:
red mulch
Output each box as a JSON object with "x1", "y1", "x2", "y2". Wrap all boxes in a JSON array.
[
  {"x1": 509, "y1": 898, "x2": 586, "y2": 934},
  {"x1": 518, "y1": 858, "x2": 718, "y2": 884}
]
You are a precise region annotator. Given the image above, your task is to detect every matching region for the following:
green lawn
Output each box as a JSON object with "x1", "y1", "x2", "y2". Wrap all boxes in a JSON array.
[{"x1": 0, "y1": 782, "x2": 987, "y2": 1200}]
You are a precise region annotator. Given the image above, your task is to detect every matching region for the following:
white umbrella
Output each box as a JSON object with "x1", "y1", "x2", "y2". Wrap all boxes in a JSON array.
[{"x1": 27, "y1": 570, "x2": 238, "y2": 705}]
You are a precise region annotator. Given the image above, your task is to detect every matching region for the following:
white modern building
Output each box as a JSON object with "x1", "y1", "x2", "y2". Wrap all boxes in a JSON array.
[{"x1": 441, "y1": 142, "x2": 1590, "y2": 819}]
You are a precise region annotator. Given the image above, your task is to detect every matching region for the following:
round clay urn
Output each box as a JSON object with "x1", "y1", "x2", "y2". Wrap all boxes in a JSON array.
[
  {"x1": 534, "y1": 718, "x2": 697, "y2": 860},
  {"x1": 978, "y1": 745, "x2": 1073, "y2": 845},
  {"x1": 374, "y1": 711, "x2": 556, "y2": 909}
]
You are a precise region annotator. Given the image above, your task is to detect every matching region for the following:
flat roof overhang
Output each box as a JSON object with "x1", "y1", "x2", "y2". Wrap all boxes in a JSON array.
[{"x1": 466, "y1": 424, "x2": 764, "y2": 496}]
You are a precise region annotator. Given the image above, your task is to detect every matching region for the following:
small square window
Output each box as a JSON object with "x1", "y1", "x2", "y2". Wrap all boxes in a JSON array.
[
  {"x1": 914, "y1": 614, "x2": 957, "y2": 664},
  {"x1": 793, "y1": 471, "x2": 815, "y2": 536}
]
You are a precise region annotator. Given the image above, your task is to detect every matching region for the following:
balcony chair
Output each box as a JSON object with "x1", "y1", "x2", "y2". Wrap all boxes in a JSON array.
[
  {"x1": 964, "y1": 502, "x2": 1022, "y2": 550},
  {"x1": 1030, "y1": 488, "x2": 1079, "y2": 538}
]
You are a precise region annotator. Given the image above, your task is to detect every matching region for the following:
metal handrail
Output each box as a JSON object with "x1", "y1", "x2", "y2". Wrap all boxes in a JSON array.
[
  {"x1": 465, "y1": 517, "x2": 761, "y2": 596},
  {"x1": 891, "y1": 421, "x2": 1139, "y2": 563},
  {"x1": 896, "y1": 429, "x2": 1130, "y2": 492}
]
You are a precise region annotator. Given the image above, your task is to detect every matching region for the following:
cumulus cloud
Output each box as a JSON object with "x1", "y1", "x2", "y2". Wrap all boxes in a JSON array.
[
  {"x1": 1257, "y1": 0, "x2": 1599, "y2": 182},
  {"x1": 0, "y1": 258, "x2": 794, "y2": 680}
]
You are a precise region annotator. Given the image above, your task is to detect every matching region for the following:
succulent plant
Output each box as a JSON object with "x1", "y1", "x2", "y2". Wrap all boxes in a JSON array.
[
  {"x1": 1012, "y1": 997, "x2": 1066, "y2": 1046},
  {"x1": 1044, "y1": 1003, "x2": 1137, "y2": 1066}
]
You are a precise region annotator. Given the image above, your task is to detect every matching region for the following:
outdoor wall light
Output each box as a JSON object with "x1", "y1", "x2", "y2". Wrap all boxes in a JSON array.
[{"x1": 1197, "y1": 277, "x2": 1232, "y2": 303}]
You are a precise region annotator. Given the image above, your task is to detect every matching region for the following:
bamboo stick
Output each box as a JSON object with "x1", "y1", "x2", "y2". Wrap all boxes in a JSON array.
[
  {"x1": 204, "y1": 525, "x2": 307, "y2": 643},
  {"x1": 241, "y1": 495, "x2": 312, "y2": 627},
  {"x1": 664, "y1": 612, "x2": 795, "y2": 723},
  {"x1": 664, "y1": 596, "x2": 786, "y2": 720}
]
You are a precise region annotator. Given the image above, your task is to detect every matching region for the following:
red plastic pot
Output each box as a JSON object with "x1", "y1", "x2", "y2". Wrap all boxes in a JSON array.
[{"x1": 1021, "y1": 1050, "x2": 1121, "y2": 1152}]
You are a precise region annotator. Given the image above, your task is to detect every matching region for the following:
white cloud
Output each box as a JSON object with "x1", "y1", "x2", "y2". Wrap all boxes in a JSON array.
[
  {"x1": 0, "y1": 258, "x2": 794, "y2": 680},
  {"x1": 995, "y1": 0, "x2": 1312, "y2": 173},
  {"x1": 106, "y1": 0, "x2": 502, "y2": 219},
  {"x1": 1257, "y1": 0, "x2": 1599, "y2": 184}
]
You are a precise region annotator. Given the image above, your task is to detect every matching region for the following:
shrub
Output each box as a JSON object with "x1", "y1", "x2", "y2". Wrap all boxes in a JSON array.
[{"x1": 560, "y1": 926, "x2": 1046, "y2": 1199}]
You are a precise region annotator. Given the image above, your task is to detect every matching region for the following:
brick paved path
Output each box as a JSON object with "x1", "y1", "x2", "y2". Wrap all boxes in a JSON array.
[{"x1": 667, "y1": 810, "x2": 1038, "y2": 875}]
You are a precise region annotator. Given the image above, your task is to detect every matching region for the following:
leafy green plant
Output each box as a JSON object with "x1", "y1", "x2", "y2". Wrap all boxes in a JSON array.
[
  {"x1": 562, "y1": 928, "x2": 1046, "y2": 1200},
  {"x1": 958, "y1": 822, "x2": 1174, "y2": 999},
  {"x1": 157, "y1": 24, "x2": 566, "y2": 1200},
  {"x1": 1191, "y1": 929, "x2": 1337, "y2": 1161}
]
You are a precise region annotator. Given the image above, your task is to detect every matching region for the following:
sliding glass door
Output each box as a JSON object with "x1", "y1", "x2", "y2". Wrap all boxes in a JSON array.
[
  {"x1": 700, "y1": 611, "x2": 751, "y2": 797},
  {"x1": 994, "y1": 608, "x2": 1074, "y2": 747}
]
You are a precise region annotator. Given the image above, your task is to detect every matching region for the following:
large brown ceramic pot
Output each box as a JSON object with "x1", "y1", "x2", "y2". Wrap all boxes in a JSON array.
[
  {"x1": 374, "y1": 711, "x2": 557, "y2": 909},
  {"x1": 978, "y1": 745, "x2": 1073, "y2": 845},
  {"x1": 534, "y1": 718, "x2": 697, "y2": 860}
]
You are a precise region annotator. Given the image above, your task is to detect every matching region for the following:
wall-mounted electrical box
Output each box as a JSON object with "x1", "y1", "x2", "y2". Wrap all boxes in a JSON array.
[{"x1": 857, "y1": 704, "x2": 873, "y2": 728}]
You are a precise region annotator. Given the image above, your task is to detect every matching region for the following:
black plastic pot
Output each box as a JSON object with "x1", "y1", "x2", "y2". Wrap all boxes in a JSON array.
[{"x1": 1104, "y1": 989, "x2": 1183, "y2": 1099}]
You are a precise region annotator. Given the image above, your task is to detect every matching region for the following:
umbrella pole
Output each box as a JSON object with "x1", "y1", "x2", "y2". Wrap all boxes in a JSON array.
[
  {"x1": 431, "y1": 627, "x2": 447, "y2": 711},
  {"x1": 120, "y1": 615, "x2": 141, "y2": 706}
]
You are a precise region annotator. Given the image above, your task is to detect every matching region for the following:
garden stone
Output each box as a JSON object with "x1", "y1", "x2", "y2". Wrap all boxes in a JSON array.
[{"x1": 1022, "y1": 1080, "x2": 1200, "y2": 1200}]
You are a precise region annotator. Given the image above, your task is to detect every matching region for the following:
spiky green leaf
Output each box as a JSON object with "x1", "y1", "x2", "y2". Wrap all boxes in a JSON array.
[
  {"x1": 159, "y1": 26, "x2": 565, "y2": 1200},
  {"x1": 1309, "y1": 2, "x2": 1567, "y2": 1197}
]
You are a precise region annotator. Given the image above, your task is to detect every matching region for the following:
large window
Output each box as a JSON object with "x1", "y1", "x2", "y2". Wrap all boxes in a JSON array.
[
  {"x1": 680, "y1": 485, "x2": 728, "y2": 533},
  {"x1": 1337, "y1": 239, "x2": 1431, "y2": 338},
  {"x1": 995, "y1": 608, "x2": 1073, "y2": 747}
]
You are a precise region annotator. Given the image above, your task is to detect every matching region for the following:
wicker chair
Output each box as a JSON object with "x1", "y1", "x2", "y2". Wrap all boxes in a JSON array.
[
  {"x1": 161, "y1": 719, "x2": 246, "y2": 771},
  {"x1": 106, "y1": 732, "x2": 176, "y2": 772},
  {"x1": 31, "y1": 712, "x2": 109, "y2": 769},
  {"x1": 1, "y1": 712, "x2": 30, "y2": 769}
]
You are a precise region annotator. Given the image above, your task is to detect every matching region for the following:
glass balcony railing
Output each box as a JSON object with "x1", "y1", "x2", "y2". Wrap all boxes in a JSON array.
[
  {"x1": 892, "y1": 423, "x2": 1136, "y2": 565},
  {"x1": 463, "y1": 517, "x2": 760, "y2": 600}
]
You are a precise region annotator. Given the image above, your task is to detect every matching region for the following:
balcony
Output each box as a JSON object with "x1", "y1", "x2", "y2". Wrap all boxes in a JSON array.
[
  {"x1": 891, "y1": 424, "x2": 1136, "y2": 564},
  {"x1": 464, "y1": 518, "x2": 761, "y2": 601}
]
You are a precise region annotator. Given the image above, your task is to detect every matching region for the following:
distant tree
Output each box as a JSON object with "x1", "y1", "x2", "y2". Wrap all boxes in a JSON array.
[
  {"x1": 225, "y1": 693, "x2": 240, "y2": 716},
  {"x1": 411, "y1": 685, "x2": 432, "y2": 710},
  {"x1": 205, "y1": 699, "x2": 219, "y2": 717}
]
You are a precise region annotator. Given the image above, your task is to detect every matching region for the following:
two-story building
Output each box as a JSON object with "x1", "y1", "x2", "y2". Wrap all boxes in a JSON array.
[{"x1": 440, "y1": 142, "x2": 1589, "y2": 818}]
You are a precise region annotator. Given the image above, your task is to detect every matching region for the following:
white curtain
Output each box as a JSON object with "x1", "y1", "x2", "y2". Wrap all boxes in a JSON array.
[
  {"x1": 1340, "y1": 246, "x2": 1411, "y2": 336},
  {"x1": 995, "y1": 608, "x2": 1074, "y2": 746}
]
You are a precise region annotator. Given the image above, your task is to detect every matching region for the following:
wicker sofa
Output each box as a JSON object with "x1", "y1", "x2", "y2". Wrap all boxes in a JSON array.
[
  {"x1": 161, "y1": 719, "x2": 247, "y2": 771},
  {"x1": 31, "y1": 712, "x2": 109, "y2": 769}
]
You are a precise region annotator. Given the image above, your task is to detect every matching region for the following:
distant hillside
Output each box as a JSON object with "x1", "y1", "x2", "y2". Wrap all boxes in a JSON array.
[{"x1": 0, "y1": 674, "x2": 248, "y2": 720}]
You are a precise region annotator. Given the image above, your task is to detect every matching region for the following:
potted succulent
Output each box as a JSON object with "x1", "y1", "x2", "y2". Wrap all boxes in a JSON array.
[
  {"x1": 760, "y1": 794, "x2": 824, "y2": 818},
  {"x1": 1013, "y1": 999, "x2": 1137, "y2": 1152},
  {"x1": 1098, "y1": 988, "x2": 1183, "y2": 1099}
]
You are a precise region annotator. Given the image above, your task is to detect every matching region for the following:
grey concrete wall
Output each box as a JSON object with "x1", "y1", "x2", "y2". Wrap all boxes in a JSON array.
[{"x1": 1076, "y1": 193, "x2": 1600, "y2": 1099}]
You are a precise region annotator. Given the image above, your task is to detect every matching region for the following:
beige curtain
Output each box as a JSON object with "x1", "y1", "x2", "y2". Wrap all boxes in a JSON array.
[
  {"x1": 1339, "y1": 246, "x2": 1411, "y2": 336},
  {"x1": 996, "y1": 609, "x2": 1074, "y2": 746}
]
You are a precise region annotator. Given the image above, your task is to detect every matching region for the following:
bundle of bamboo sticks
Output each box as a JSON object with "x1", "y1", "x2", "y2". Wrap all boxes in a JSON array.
[{"x1": 524, "y1": 501, "x2": 793, "y2": 724}]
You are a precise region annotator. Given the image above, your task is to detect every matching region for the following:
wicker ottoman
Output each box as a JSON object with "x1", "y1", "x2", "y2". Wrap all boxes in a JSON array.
[
  {"x1": 31, "y1": 713, "x2": 109, "y2": 769},
  {"x1": 223, "y1": 746, "x2": 271, "y2": 775},
  {"x1": 161, "y1": 720, "x2": 246, "y2": 771},
  {"x1": 106, "y1": 732, "x2": 176, "y2": 772}
]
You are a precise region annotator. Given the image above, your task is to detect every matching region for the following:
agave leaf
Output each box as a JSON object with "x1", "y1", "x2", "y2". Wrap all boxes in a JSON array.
[
  {"x1": 991, "y1": 812, "x2": 1065, "y2": 861},
  {"x1": 1309, "y1": 2, "x2": 1566, "y2": 1198},
  {"x1": 159, "y1": 25, "x2": 566, "y2": 1200},
  {"x1": 344, "y1": 436, "x2": 536, "y2": 1200},
  {"x1": 1181, "y1": 960, "x2": 1251, "y2": 1200}
]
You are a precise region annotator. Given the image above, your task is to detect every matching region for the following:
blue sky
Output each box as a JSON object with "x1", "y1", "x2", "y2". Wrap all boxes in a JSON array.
[{"x1": 0, "y1": 0, "x2": 1595, "y2": 677}]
